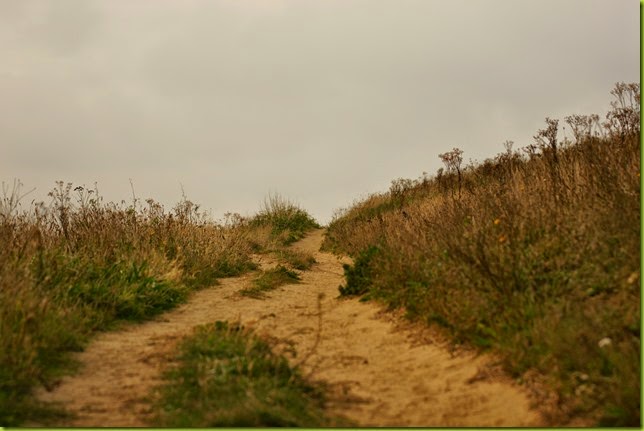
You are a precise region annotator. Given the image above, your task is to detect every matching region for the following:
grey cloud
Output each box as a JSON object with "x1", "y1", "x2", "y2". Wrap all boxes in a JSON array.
[
  {"x1": 1, "y1": 0, "x2": 638, "y2": 224},
  {"x1": 0, "y1": 0, "x2": 103, "y2": 56}
]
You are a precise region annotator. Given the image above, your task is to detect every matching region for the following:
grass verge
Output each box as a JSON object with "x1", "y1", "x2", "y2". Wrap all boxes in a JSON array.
[{"x1": 151, "y1": 321, "x2": 346, "y2": 427}]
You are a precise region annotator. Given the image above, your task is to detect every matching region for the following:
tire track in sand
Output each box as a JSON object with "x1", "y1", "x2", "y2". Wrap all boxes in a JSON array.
[{"x1": 34, "y1": 229, "x2": 544, "y2": 427}]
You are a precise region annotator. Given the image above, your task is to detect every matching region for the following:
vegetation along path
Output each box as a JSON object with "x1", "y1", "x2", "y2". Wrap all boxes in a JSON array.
[{"x1": 35, "y1": 229, "x2": 543, "y2": 427}]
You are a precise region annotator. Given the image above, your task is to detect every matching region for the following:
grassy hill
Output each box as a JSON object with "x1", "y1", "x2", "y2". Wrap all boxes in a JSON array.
[{"x1": 323, "y1": 82, "x2": 640, "y2": 426}]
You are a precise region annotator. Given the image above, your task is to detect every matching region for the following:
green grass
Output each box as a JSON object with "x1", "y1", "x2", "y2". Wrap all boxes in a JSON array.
[
  {"x1": 151, "y1": 321, "x2": 347, "y2": 427},
  {"x1": 324, "y1": 83, "x2": 641, "y2": 426},
  {"x1": 240, "y1": 265, "x2": 302, "y2": 298},
  {"x1": 338, "y1": 245, "x2": 380, "y2": 297}
]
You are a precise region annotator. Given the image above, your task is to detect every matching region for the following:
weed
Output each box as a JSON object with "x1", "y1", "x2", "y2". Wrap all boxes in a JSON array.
[{"x1": 439, "y1": 147, "x2": 464, "y2": 198}]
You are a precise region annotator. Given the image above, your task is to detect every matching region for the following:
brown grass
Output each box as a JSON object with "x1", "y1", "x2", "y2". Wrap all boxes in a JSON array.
[
  {"x1": 0, "y1": 185, "x2": 318, "y2": 425},
  {"x1": 324, "y1": 83, "x2": 640, "y2": 426}
]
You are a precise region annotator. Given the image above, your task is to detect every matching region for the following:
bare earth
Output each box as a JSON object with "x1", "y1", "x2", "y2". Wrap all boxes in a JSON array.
[{"x1": 34, "y1": 229, "x2": 544, "y2": 427}]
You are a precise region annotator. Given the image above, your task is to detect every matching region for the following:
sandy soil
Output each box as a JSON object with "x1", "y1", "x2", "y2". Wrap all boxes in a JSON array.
[{"x1": 34, "y1": 229, "x2": 544, "y2": 427}]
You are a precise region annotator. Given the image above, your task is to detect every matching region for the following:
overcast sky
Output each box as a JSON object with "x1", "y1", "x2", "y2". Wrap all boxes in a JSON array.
[{"x1": 1, "y1": 0, "x2": 639, "y2": 224}]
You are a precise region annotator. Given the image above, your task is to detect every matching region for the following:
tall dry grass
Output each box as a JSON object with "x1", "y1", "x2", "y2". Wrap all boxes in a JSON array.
[
  {"x1": 324, "y1": 83, "x2": 640, "y2": 426},
  {"x1": 0, "y1": 184, "x2": 266, "y2": 425}
]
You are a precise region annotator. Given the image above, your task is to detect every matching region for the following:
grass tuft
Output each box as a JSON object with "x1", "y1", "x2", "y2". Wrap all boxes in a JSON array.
[
  {"x1": 151, "y1": 321, "x2": 346, "y2": 427},
  {"x1": 240, "y1": 265, "x2": 302, "y2": 298},
  {"x1": 274, "y1": 248, "x2": 317, "y2": 271},
  {"x1": 250, "y1": 193, "x2": 320, "y2": 245}
]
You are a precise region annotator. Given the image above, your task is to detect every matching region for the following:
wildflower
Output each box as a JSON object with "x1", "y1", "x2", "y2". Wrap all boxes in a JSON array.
[
  {"x1": 575, "y1": 384, "x2": 593, "y2": 397},
  {"x1": 494, "y1": 218, "x2": 501, "y2": 225},
  {"x1": 498, "y1": 234, "x2": 507, "y2": 244},
  {"x1": 572, "y1": 371, "x2": 589, "y2": 382},
  {"x1": 627, "y1": 271, "x2": 639, "y2": 284},
  {"x1": 598, "y1": 337, "x2": 612, "y2": 348}
]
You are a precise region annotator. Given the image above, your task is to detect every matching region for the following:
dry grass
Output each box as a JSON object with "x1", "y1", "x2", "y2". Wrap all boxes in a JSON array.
[
  {"x1": 0, "y1": 185, "x2": 318, "y2": 425},
  {"x1": 324, "y1": 83, "x2": 640, "y2": 426},
  {"x1": 250, "y1": 193, "x2": 320, "y2": 246}
]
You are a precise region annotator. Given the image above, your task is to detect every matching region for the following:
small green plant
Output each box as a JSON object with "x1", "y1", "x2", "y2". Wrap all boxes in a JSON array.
[
  {"x1": 338, "y1": 245, "x2": 381, "y2": 296},
  {"x1": 152, "y1": 321, "x2": 346, "y2": 427},
  {"x1": 240, "y1": 265, "x2": 302, "y2": 298}
]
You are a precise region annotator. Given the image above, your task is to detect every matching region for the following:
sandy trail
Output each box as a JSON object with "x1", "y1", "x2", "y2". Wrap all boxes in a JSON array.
[{"x1": 34, "y1": 229, "x2": 543, "y2": 427}]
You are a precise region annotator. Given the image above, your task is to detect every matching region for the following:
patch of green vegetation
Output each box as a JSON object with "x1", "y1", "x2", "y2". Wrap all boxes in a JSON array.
[
  {"x1": 39, "y1": 254, "x2": 189, "y2": 324},
  {"x1": 152, "y1": 321, "x2": 348, "y2": 427},
  {"x1": 251, "y1": 193, "x2": 320, "y2": 245},
  {"x1": 339, "y1": 245, "x2": 380, "y2": 296},
  {"x1": 240, "y1": 265, "x2": 302, "y2": 299},
  {"x1": 1, "y1": 248, "x2": 193, "y2": 426}
]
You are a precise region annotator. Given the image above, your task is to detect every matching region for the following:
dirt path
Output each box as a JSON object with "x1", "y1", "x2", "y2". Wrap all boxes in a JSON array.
[{"x1": 34, "y1": 229, "x2": 544, "y2": 427}]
